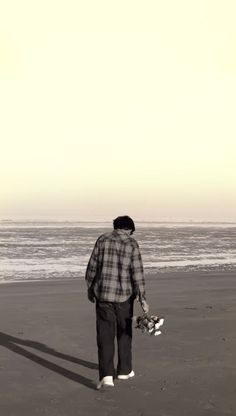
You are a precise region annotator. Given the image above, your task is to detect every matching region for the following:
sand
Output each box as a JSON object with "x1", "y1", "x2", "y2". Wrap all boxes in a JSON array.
[{"x1": 0, "y1": 272, "x2": 235, "y2": 416}]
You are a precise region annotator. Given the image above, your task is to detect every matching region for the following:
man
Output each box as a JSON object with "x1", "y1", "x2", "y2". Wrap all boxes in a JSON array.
[{"x1": 85, "y1": 215, "x2": 149, "y2": 389}]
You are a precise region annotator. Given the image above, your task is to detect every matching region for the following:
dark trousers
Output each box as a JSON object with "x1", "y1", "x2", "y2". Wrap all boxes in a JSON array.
[{"x1": 96, "y1": 297, "x2": 134, "y2": 380}]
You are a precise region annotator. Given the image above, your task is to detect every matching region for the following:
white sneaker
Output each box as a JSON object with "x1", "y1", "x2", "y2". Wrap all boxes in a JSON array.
[
  {"x1": 117, "y1": 370, "x2": 135, "y2": 380},
  {"x1": 97, "y1": 376, "x2": 114, "y2": 390}
]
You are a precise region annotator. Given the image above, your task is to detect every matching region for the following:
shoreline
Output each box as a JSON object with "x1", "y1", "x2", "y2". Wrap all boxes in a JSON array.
[{"x1": 1, "y1": 269, "x2": 236, "y2": 286}]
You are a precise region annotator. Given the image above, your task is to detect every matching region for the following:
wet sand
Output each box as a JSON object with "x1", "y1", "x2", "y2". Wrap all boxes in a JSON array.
[{"x1": 0, "y1": 272, "x2": 235, "y2": 416}]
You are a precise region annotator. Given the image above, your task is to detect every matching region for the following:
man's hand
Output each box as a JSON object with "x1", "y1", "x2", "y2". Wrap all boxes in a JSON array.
[
  {"x1": 87, "y1": 288, "x2": 95, "y2": 303},
  {"x1": 141, "y1": 299, "x2": 149, "y2": 314}
]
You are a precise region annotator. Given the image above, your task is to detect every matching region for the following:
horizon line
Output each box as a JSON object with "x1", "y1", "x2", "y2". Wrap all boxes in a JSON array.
[{"x1": 1, "y1": 218, "x2": 236, "y2": 224}]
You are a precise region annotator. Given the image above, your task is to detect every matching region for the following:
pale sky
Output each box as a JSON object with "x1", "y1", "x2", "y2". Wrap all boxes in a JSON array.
[{"x1": 1, "y1": 0, "x2": 236, "y2": 221}]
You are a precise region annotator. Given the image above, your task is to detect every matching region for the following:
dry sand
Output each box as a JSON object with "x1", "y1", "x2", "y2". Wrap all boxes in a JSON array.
[{"x1": 0, "y1": 272, "x2": 235, "y2": 416}]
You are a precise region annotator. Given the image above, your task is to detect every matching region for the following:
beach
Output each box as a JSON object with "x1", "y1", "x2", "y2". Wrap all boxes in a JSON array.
[{"x1": 0, "y1": 272, "x2": 235, "y2": 416}]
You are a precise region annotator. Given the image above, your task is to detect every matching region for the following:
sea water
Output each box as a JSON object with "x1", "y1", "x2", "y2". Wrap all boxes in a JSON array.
[{"x1": 0, "y1": 220, "x2": 236, "y2": 283}]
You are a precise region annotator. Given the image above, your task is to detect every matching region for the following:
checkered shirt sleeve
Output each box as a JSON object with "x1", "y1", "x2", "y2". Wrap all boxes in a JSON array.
[
  {"x1": 130, "y1": 241, "x2": 146, "y2": 302},
  {"x1": 85, "y1": 237, "x2": 100, "y2": 288}
]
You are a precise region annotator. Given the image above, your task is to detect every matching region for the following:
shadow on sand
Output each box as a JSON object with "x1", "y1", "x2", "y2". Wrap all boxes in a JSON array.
[{"x1": 0, "y1": 332, "x2": 97, "y2": 390}]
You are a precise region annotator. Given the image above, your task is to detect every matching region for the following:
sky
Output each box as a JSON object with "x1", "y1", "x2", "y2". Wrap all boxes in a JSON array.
[{"x1": 1, "y1": 0, "x2": 236, "y2": 221}]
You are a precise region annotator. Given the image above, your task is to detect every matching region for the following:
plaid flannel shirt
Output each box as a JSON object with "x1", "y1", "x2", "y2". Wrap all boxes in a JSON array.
[{"x1": 85, "y1": 229, "x2": 146, "y2": 303}]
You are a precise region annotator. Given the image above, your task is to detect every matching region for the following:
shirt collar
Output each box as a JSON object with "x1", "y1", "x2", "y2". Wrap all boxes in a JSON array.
[{"x1": 115, "y1": 229, "x2": 131, "y2": 236}]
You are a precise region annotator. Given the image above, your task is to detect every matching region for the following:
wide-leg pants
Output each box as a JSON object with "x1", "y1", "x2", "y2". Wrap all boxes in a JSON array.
[{"x1": 96, "y1": 297, "x2": 134, "y2": 381}]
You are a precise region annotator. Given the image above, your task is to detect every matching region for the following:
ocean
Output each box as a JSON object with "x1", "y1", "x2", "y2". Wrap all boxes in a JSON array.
[{"x1": 0, "y1": 220, "x2": 236, "y2": 283}]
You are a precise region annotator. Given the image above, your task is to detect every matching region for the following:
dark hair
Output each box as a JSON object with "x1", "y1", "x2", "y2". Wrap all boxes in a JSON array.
[{"x1": 113, "y1": 216, "x2": 135, "y2": 234}]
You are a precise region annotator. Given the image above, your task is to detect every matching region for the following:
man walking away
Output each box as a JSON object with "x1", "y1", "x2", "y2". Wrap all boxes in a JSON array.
[{"x1": 85, "y1": 215, "x2": 149, "y2": 389}]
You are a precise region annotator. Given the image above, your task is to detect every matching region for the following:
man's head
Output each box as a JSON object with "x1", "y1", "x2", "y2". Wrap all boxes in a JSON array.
[{"x1": 113, "y1": 216, "x2": 135, "y2": 235}]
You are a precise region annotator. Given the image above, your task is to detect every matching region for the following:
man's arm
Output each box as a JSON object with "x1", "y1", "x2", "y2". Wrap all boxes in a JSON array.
[
  {"x1": 85, "y1": 238, "x2": 100, "y2": 302},
  {"x1": 130, "y1": 242, "x2": 149, "y2": 313}
]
